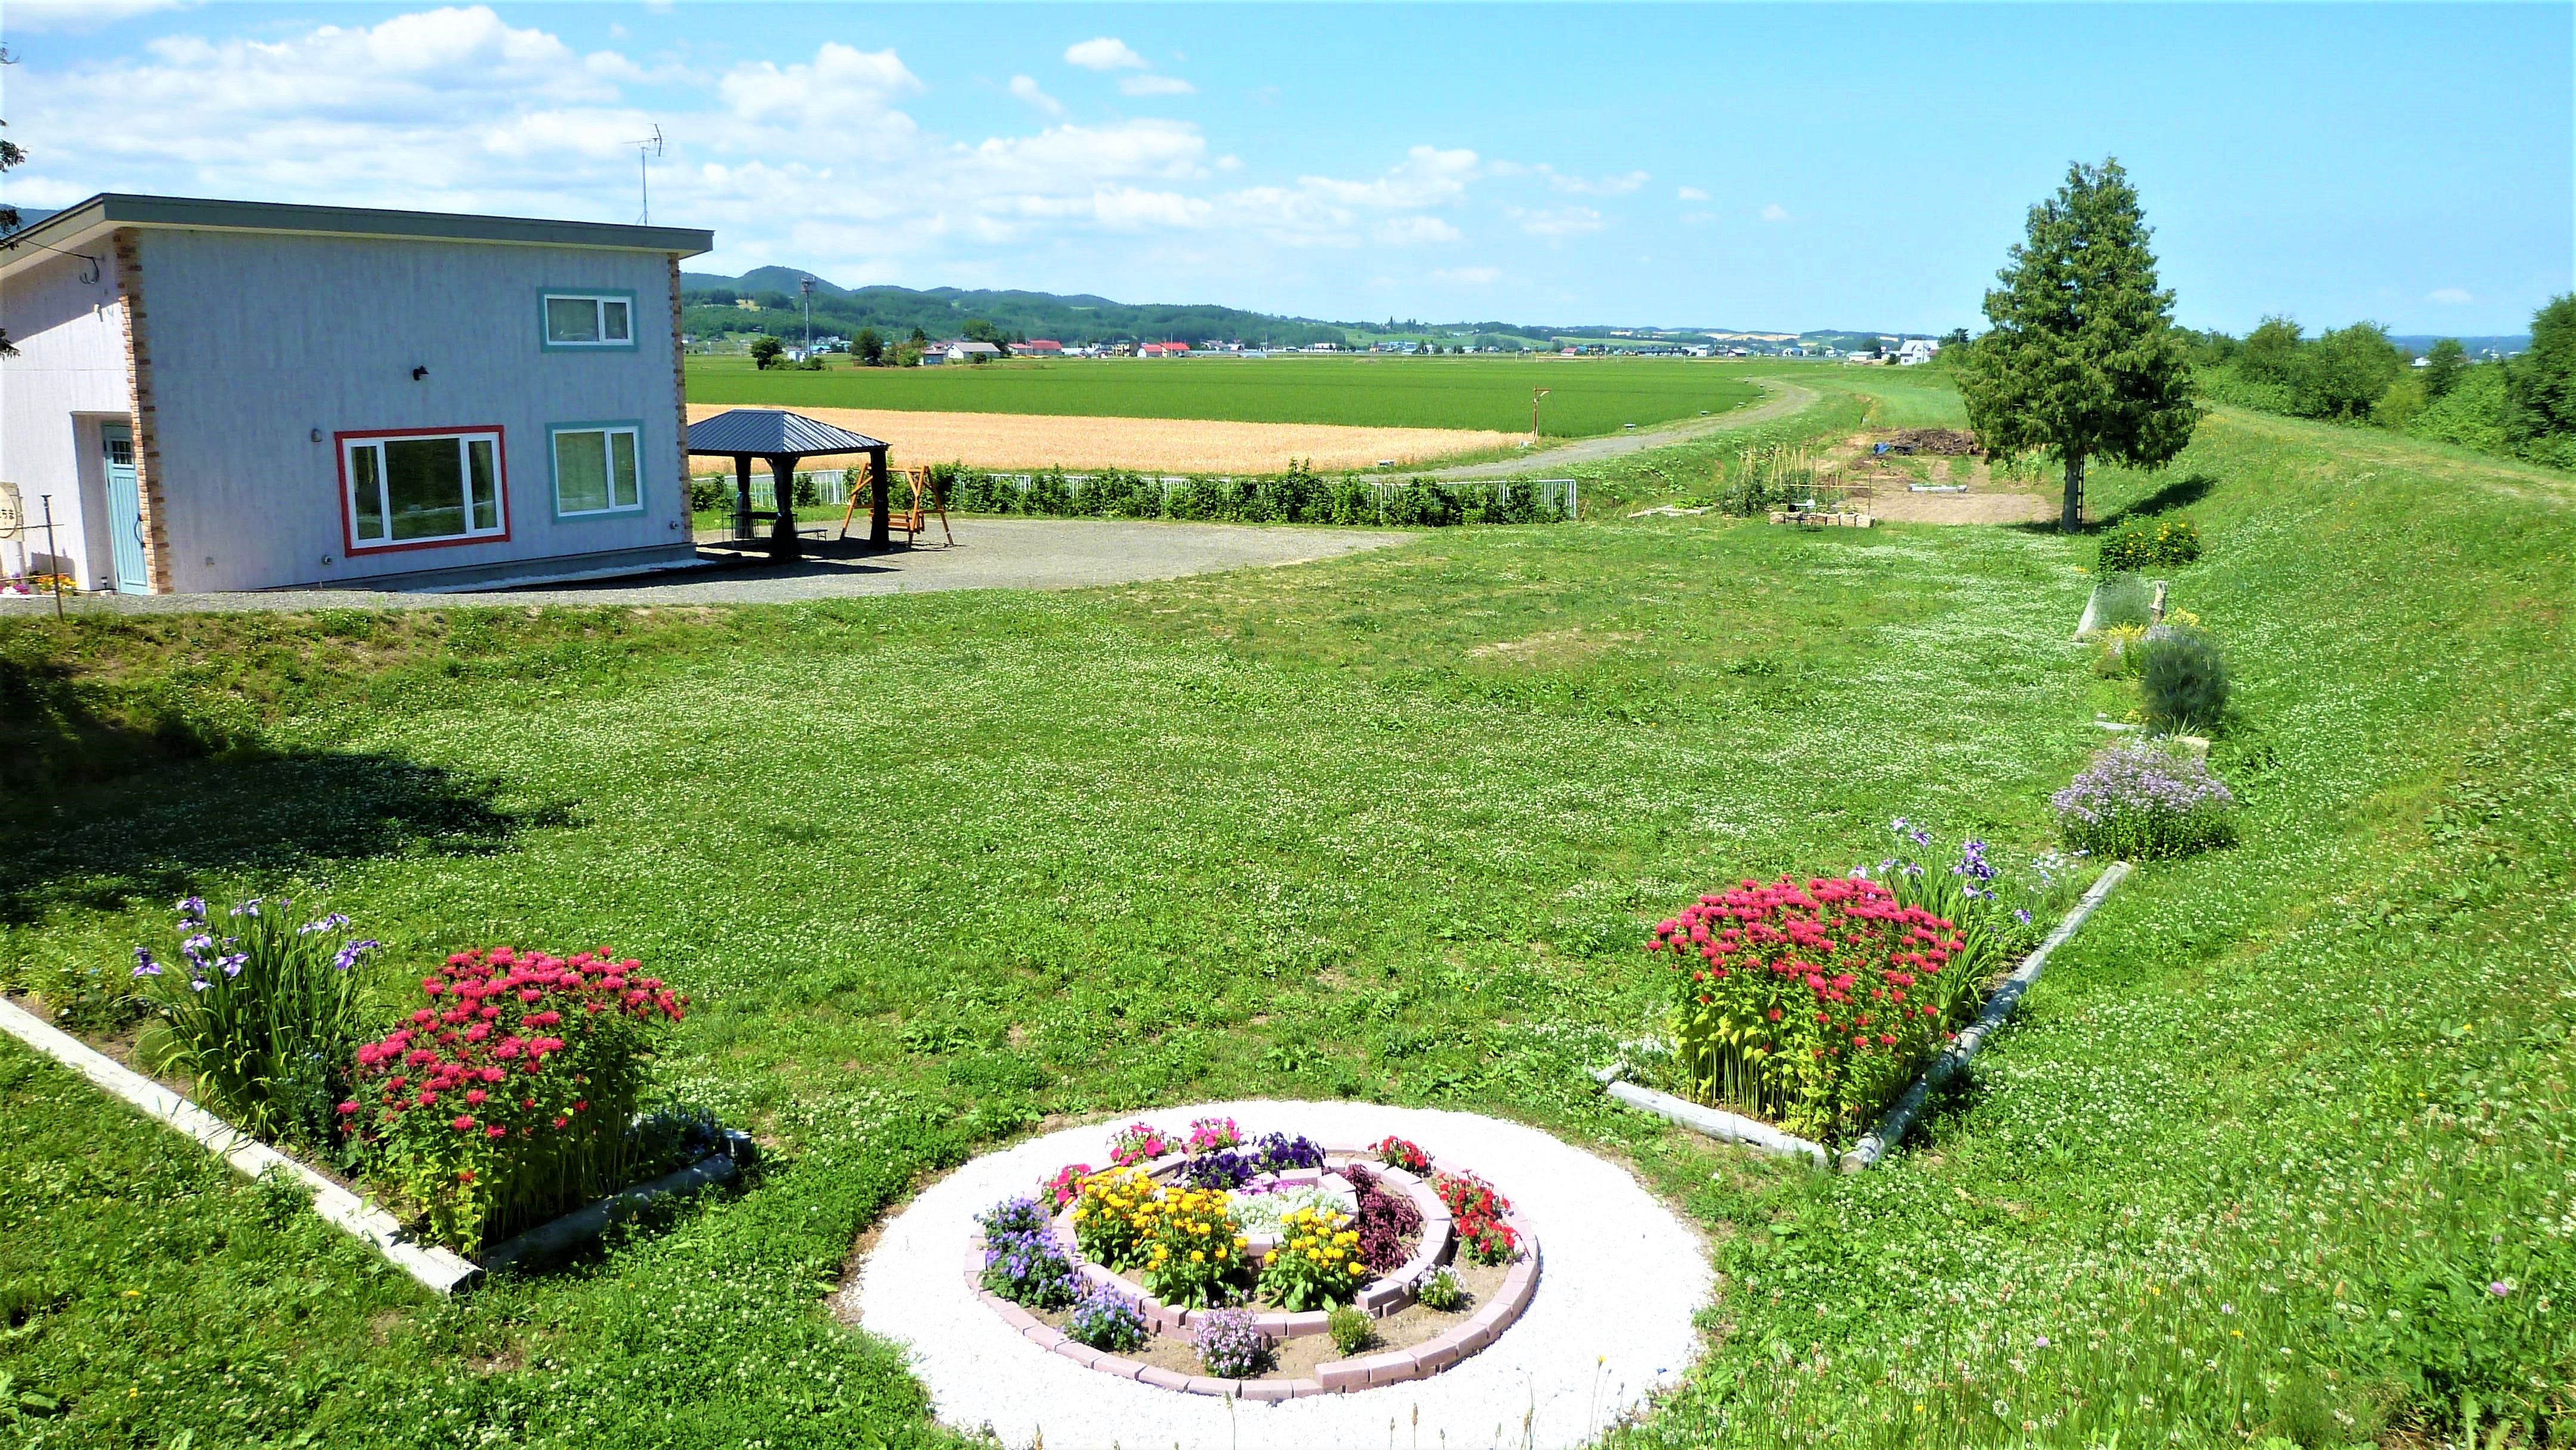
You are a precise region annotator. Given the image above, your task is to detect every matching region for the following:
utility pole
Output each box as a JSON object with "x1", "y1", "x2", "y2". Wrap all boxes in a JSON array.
[
  {"x1": 1531, "y1": 388, "x2": 1551, "y2": 438},
  {"x1": 800, "y1": 275, "x2": 815, "y2": 355}
]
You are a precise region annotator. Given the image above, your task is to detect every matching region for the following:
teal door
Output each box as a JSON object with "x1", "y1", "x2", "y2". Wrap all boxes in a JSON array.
[{"x1": 101, "y1": 423, "x2": 148, "y2": 593}]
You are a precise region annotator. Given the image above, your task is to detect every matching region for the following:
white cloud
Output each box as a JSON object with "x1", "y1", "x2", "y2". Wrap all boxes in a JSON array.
[
  {"x1": 1119, "y1": 74, "x2": 1196, "y2": 97},
  {"x1": 1008, "y1": 74, "x2": 1066, "y2": 118},
  {"x1": 718, "y1": 42, "x2": 922, "y2": 128},
  {"x1": 1376, "y1": 215, "x2": 1460, "y2": 246},
  {"x1": 1064, "y1": 36, "x2": 1148, "y2": 70},
  {"x1": 1760, "y1": 203, "x2": 1790, "y2": 222},
  {"x1": 1509, "y1": 205, "x2": 1605, "y2": 238},
  {"x1": 2428, "y1": 286, "x2": 2473, "y2": 305},
  {"x1": 1676, "y1": 185, "x2": 1710, "y2": 202},
  {"x1": 1430, "y1": 265, "x2": 1501, "y2": 286},
  {"x1": 0, "y1": 0, "x2": 195, "y2": 34},
  {"x1": 5, "y1": 8, "x2": 1527, "y2": 299}
]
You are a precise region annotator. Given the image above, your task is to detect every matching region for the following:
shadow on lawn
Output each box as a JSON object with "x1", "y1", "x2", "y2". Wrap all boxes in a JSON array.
[
  {"x1": 1996, "y1": 472, "x2": 2218, "y2": 538},
  {"x1": 0, "y1": 750, "x2": 573, "y2": 926}
]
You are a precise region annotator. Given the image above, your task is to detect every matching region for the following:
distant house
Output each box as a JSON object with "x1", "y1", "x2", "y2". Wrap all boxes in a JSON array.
[
  {"x1": 1015, "y1": 339, "x2": 1064, "y2": 355},
  {"x1": 1896, "y1": 339, "x2": 1940, "y2": 366},
  {"x1": 1138, "y1": 342, "x2": 1191, "y2": 358},
  {"x1": 0, "y1": 192, "x2": 712, "y2": 594},
  {"x1": 943, "y1": 341, "x2": 1002, "y2": 362}
]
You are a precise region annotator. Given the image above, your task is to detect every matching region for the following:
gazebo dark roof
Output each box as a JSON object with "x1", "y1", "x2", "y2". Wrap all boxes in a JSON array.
[{"x1": 685, "y1": 408, "x2": 886, "y2": 457}]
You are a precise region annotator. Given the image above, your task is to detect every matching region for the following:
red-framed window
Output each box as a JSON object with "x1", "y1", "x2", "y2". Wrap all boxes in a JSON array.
[{"x1": 336, "y1": 427, "x2": 510, "y2": 554}]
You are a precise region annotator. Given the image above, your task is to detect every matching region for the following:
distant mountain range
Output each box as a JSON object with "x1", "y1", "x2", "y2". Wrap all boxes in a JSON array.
[{"x1": 677, "y1": 267, "x2": 1879, "y2": 351}]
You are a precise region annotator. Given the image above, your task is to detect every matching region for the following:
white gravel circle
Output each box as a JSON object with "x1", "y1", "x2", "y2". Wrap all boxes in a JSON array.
[{"x1": 844, "y1": 1100, "x2": 1710, "y2": 1450}]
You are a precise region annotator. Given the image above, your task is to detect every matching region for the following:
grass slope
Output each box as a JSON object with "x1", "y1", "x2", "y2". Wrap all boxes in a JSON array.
[
  {"x1": 2, "y1": 375, "x2": 2570, "y2": 1448},
  {"x1": 685, "y1": 354, "x2": 1760, "y2": 438}
]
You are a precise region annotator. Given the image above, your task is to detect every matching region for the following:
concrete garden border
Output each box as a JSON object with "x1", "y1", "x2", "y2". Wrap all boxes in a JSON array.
[
  {"x1": 1594, "y1": 861, "x2": 2131, "y2": 1174},
  {"x1": 0, "y1": 992, "x2": 750, "y2": 1294},
  {"x1": 977, "y1": 1145, "x2": 1538, "y2": 1398},
  {"x1": 845, "y1": 1100, "x2": 1706, "y2": 1450}
]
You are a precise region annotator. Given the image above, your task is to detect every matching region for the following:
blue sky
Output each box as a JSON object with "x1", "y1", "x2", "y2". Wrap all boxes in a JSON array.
[{"x1": 4, "y1": 3, "x2": 2566, "y2": 334}]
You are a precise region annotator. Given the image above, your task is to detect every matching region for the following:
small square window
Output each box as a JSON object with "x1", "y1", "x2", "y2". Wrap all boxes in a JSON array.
[{"x1": 543, "y1": 292, "x2": 637, "y2": 349}]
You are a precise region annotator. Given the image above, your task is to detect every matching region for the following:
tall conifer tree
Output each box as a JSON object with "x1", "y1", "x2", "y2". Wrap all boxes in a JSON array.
[{"x1": 1956, "y1": 159, "x2": 2201, "y2": 531}]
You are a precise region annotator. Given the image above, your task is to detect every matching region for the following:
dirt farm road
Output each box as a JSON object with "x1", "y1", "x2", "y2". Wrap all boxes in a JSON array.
[{"x1": 1425, "y1": 377, "x2": 1821, "y2": 480}]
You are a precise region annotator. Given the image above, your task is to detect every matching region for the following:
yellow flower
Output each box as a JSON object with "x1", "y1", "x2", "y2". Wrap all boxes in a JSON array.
[
  {"x1": 1191, "y1": 1250, "x2": 1205, "y2": 1263},
  {"x1": 1264, "y1": 1251, "x2": 1277, "y2": 1265},
  {"x1": 1348, "y1": 1263, "x2": 1363, "y2": 1276}
]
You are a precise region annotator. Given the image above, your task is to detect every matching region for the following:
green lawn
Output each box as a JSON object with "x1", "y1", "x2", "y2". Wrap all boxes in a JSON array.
[
  {"x1": 685, "y1": 352, "x2": 1762, "y2": 438},
  {"x1": 2, "y1": 371, "x2": 2570, "y2": 1448}
]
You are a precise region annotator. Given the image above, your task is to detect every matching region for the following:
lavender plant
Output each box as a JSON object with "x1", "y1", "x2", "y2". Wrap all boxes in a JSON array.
[
  {"x1": 976, "y1": 1195, "x2": 1078, "y2": 1308},
  {"x1": 1192, "y1": 1308, "x2": 1273, "y2": 1378},
  {"x1": 132, "y1": 896, "x2": 380, "y2": 1150},
  {"x1": 2052, "y1": 742, "x2": 2238, "y2": 859},
  {"x1": 1065, "y1": 1282, "x2": 1148, "y2": 1352}
]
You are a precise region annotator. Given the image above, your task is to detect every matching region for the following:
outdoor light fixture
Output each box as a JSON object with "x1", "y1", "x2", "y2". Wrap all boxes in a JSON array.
[
  {"x1": 412, "y1": 365, "x2": 429, "y2": 380},
  {"x1": 310, "y1": 427, "x2": 323, "y2": 442}
]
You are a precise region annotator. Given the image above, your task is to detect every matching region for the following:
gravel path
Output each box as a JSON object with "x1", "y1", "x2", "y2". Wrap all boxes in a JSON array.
[
  {"x1": 0, "y1": 519, "x2": 1411, "y2": 614},
  {"x1": 841, "y1": 1100, "x2": 1709, "y2": 1450},
  {"x1": 1426, "y1": 377, "x2": 1820, "y2": 480}
]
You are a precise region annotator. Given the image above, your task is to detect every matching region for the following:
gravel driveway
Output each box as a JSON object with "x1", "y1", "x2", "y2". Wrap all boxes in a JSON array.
[{"x1": 0, "y1": 519, "x2": 1413, "y2": 614}]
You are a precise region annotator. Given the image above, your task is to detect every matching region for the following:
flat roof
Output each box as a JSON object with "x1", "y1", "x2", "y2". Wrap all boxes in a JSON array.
[{"x1": 2, "y1": 193, "x2": 713, "y2": 278}]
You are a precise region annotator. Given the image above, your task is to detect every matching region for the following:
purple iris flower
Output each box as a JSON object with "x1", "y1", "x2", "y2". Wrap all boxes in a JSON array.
[
  {"x1": 132, "y1": 947, "x2": 163, "y2": 978},
  {"x1": 217, "y1": 953, "x2": 248, "y2": 977},
  {"x1": 332, "y1": 940, "x2": 380, "y2": 972},
  {"x1": 175, "y1": 896, "x2": 208, "y2": 928},
  {"x1": 298, "y1": 913, "x2": 351, "y2": 937}
]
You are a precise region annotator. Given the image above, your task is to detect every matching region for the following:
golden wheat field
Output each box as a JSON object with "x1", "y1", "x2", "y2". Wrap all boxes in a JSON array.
[{"x1": 683, "y1": 404, "x2": 1513, "y2": 473}]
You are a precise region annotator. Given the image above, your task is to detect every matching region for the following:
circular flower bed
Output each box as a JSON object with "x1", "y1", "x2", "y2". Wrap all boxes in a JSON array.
[{"x1": 966, "y1": 1115, "x2": 1541, "y2": 1397}]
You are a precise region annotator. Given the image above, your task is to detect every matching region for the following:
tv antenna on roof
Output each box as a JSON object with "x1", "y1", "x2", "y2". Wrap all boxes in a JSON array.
[{"x1": 626, "y1": 124, "x2": 663, "y2": 224}]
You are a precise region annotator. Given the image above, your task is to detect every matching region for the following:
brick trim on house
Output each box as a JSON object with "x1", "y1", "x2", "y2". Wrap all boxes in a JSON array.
[
  {"x1": 668, "y1": 256, "x2": 690, "y2": 523},
  {"x1": 112, "y1": 228, "x2": 175, "y2": 593}
]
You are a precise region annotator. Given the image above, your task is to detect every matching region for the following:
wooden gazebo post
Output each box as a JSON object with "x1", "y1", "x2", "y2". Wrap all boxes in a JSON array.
[
  {"x1": 732, "y1": 454, "x2": 754, "y2": 541},
  {"x1": 769, "y1": 456, "x2": 800, "y2": 560},
  {"x1": 869, "y1": 445, "x2": 891, "y2": 549}
]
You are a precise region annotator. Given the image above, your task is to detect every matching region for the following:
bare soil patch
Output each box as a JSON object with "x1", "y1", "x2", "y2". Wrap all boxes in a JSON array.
[
  {"x1": 683, "y1": 404, "x2": 1510, "y2": 475},
  {"x1": 1815, "y1": 430, "x2": 2057, "y2": 525}
]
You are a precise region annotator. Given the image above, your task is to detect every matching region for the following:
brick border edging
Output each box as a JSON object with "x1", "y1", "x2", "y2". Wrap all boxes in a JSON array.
[
  {"x1": 1047, "y1": 1152, "x2": 1458, "y2": 1337},
  {"x1": 973, "y1": 1151, "x2": 1541, "y2": 1398}
]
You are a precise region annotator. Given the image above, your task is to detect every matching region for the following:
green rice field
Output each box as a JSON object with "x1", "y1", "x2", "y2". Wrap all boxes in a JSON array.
[{"x1": 683, "y1": 353, "x2": 1763, "y2": 438}]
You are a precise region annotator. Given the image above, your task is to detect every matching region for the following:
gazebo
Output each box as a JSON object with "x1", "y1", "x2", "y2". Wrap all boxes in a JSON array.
[{"x1": 685, "y1": 408, "x2": 895, "y2": 558}]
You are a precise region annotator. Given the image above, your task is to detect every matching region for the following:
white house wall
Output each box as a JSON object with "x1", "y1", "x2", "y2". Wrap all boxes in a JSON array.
[
  {"x1": 0, "y1": 250, "x2": 134, "y2": 588},
  {"x1": 138, "y1": 229, "x2": 688, "y2": 592}
]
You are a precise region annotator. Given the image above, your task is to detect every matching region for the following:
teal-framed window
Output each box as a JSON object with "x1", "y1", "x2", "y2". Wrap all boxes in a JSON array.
[
  {"x1": 548, "y1": 422, "x2": 645, "y2": 519},
  {"x1": 540, "y1": 290, "x2": 636, "y2": 350}
]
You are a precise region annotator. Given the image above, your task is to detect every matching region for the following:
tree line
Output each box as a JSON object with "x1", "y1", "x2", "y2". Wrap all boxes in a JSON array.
[{"x1": 2186, "y1": 308, "x2": 2575, "y2": 469}]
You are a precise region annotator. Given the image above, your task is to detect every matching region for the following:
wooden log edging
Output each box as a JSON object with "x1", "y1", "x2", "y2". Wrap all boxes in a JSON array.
[
  {"x1": 1587, "y1": 1075, "x2": 1831, "y2": 1167},
  {"x1": 1590, "y1": 862, "x2": 2132, "y2": 1175},
  {"x1": 0, "y1": 993, "x2": 481, "y2": 1294},
  {"x1": 478, "y1": 1131, "x2": 756, "y2": 1274},
  {"x1": 0, "y1": 993, "x2": 757, "y2": 1294},
  {"x1": 1838, "y1": 860, "x2": 2131, "y2": 1173}
]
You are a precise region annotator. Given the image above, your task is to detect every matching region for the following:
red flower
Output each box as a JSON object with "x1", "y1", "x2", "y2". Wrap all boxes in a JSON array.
[{"x1": 452, "y1": 1114, "x2": 475, "y2": 1131}]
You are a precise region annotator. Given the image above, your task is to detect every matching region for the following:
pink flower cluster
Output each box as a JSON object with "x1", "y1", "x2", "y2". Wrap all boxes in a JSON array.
[
  {"x1": 348, "y1": 946, "x2": 688, "y2": 1252},
  {"x1": 1648, "y1": 875, "x2": 1967, "y2": 1136},
  {"x1": 1107, "y1": 1122, "x2": 1172, "y2": 1166}
]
